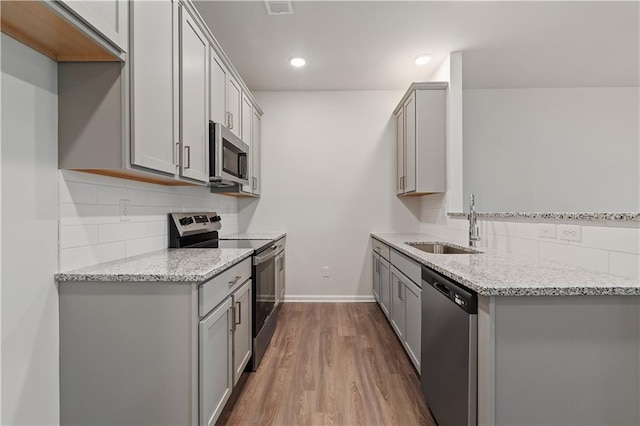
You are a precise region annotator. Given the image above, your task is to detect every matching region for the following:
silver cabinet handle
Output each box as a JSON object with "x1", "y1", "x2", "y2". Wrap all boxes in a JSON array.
[
  {"x1": 226, "y1": 112, "x2": 233, "y2": 129},
  {"x1": 252, "y1": 177, "x2": 257, "y2": 190},
  {"x1": 375, "y1": 258, "x2": 379, "y2": 273},
  {"x1": 175, "y1": 142, "x2": 180, "y2": 166},
  {"x1": 400, "y1": 176, "x2": 405, "y2": 190},
  {"x1": 228, "y1": 275, "x2": 242, "y2": 286},
  {"x1": 230, "y1": 305, "x2": 236, "y2": 332},
  {"x1": 184, "y1": 145, "x2": 191, "y2": 169},
  {"x1": 235, "y1": 301, "x2": 241, "y2": 325}
]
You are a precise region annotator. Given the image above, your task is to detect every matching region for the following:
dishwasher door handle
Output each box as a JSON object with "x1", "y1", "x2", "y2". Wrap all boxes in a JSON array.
[{"x1": 434, "y1": 282, "x2": 450, "y2": 297}]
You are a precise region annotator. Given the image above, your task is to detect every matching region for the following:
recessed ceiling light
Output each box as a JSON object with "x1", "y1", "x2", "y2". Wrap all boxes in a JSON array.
[
  {"x1": 289, "y1": 57, "x2": 306, "y2": 67},
  {"x1": 414, "y1": 54, "x2": 432, "y2": 66}
]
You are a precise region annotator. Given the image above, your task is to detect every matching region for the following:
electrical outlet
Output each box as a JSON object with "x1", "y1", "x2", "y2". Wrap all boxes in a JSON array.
[
  {"x1": 558, "y1": 224, "x2": 582, "y2": 242},
  {"x1": 322, "y1": 266, "x2": 330, "y2": 278},
  {"x1": 538, "y1": 223, "x2": 557, "y2": 239},
  {"x1": 119, "y1": 199, "x2": 130, "y2": 221}
]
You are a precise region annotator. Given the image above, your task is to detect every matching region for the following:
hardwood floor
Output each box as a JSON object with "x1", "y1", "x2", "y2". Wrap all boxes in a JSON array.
[{"x1": 221, "y1": 303, "x2": 435, "y2": 426}]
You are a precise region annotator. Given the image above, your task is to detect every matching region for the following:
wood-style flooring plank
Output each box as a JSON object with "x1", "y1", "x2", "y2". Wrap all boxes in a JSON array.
[{"x1": 221, "y1": 302, "x2": 435, "y2": 426}]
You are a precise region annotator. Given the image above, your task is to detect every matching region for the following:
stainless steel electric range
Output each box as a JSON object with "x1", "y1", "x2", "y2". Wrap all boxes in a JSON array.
[{"x1": 168, "y1": 212, "x2": 282, "y2": 371}]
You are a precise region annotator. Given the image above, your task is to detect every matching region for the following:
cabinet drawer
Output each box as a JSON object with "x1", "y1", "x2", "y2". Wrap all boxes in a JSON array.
[
  {"x1": 199, "y1": 257, "x2": 251, "y2": 317},
  {"x1": 390, "y1": 249, "x2": 421, "y2": 287},
  {"x1": 371, "y1": 238, "x2": 390, "y2": 260}
]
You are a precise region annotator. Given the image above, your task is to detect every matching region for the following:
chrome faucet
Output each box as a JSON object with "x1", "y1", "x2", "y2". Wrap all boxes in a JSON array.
[{"x1": 469, "y1": 193, "x2": 481, "y2": 247}]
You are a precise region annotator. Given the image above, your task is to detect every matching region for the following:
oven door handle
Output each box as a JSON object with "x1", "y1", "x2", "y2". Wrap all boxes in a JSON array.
[{"x1": 253, "y1": 246, "x2": 278, "y2": 266}]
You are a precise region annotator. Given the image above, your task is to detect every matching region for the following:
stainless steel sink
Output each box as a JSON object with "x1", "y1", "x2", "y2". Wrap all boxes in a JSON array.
[{"x1": 406, "y1": 242, "x2": 482, "y2": 254}]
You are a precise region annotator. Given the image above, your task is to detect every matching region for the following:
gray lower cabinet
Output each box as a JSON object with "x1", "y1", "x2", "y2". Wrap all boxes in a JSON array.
[
  {"x1": 403, "y1": 275, "x2": 421, "y2": 371},
  {"x1": 390, "y1": 266, "x2": 407, "y2": 340},
  {"x1": 372, "y1": 239, "x2": 422, "y2": 373},
  {"x1": 372, "y1": 253, "x2": 380, "y2": 302},
  {"x1": 379, "y1": 256, "x2": 391, "y2": 318},
  {"x1": 60, "y1": 257, "x2": 252, "y2": 426},
  {"x1": 232, "y1": 281, "x2": 252, "y2": 385},
  {"x1": 200, "y1": 297, "x2": 233, "y2": 426}
]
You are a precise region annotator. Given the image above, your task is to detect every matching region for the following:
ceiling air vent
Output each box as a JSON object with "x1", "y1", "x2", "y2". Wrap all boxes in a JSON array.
[{"x1": 265, "y1": 0, "x2": 293, "y2": 15}]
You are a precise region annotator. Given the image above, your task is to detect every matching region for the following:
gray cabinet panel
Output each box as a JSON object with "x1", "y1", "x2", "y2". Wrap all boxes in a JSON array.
[
  {"x1": 232, "y1": 280, "x2": 252, "y2": 385},
  {"x1": 60, "y1": 0, "x2": 128, "y2": 52},
  {"x1": 179, "y1": 6, "x2": 209, "y2": 182},
  {"x1": 199, "y1": 297, "x2": 233, "y2": 426},
  {"x1": 379, "y1": 257, "x2": 391, "y2": 318},
  {"x1": 210, "y1": 48, "x2": 227, "y2": 125},
  {"x1": 130, "y1": 0, "x2": 178, "y2": 175},
  {"x1": 372, "y1": 253, "x2": 380, "y2": 302},
  {"x1": 390, "y1": 266, "x2": 406, "y2": 340},
  {"x1": 404, "y1": 278, "x2": 421, "y2": 372}
]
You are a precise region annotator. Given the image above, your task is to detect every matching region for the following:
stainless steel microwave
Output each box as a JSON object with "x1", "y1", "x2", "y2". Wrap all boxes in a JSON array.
[{"x1": 209, "y1": 121, "x2": 249, "y2": 187}]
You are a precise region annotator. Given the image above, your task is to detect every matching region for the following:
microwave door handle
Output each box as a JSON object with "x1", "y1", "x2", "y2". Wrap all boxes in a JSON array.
[{"x1": 239, "y1": 152, "x2": 248, "y2": 179}]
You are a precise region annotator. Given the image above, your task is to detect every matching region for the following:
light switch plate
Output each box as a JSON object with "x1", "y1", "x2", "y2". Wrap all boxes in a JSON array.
[
  {"x1": 538, "y1": 223, "x2": 557, "y2": 239},
  {"x1": 558, "y1": 224, "x2": 582, "y2": 242}
]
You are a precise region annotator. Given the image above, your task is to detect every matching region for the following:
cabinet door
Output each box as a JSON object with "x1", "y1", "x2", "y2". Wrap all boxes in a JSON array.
[
  {"x1": 404, "y1": 278, "x2": 421, "y2": 372},
  {"x1": 372, "y1": 253, "x2": 380, "y2": 302},
  {"x1": 60, "y1": 0, "x2": 128, "y2": 51},
  {"x1": 251, "y1": 110, "x2": 262, "y2": 195},
  {"x1": 396, "y1": 110, "x2": 405, "y2": 195},
  {"x1": 390, "y1": 266, "x2": 406, "y2": 340},
  {"x1": 199, "y1": 297, "x2": 233, "y2": 426},
  {"x1": 227, "y1": 75, "x2": 242, "y2": 138},
  {"x1": 130, "y1": 0, "x2": 178, "y2": 176},
  {"x1": 241, "y1": 93, "x2": 252, "y2": 145},
  {"x1": 210, "y1": 48, "x2": 227, "y2": 125},
  {"x1": 180, "y1": 7, "x2": 209, "y2": 182},
  {"x1": 232, "y1": 281, "x2": 252, "y2": 385},
  {"x1": 403, "y1": 92, "x2": 417, "y2": 193},
  {"x1": 379, "y1": 257, "x2": 391, "y2": 319}
]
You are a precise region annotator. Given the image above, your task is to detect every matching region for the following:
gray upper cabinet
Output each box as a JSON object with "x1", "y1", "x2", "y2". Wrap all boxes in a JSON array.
[
  {"x1": 130, "y1": 0, "x2": 178, "y2": 176},
  {"x1": 179, "y1": 6, "x2": 209, "y2": 182},
  {"x1": 241, "y1": 109, "x2": 262, "y2": 196},
  {"x1": 394, "y1": 82, "x2": 447, "y2": 196},
  {"x1": 59, "y1": 0, "x2": 128, "y2": 52},
  {"x1": 227, "y1": 74, "x2": 242, "y2": 138},
  {"x1": 210, "y1": 47, "x2": 227, "y2": 125},
  {"x1": 241, "y1": 92, "x2": 252, "y2": 144}
]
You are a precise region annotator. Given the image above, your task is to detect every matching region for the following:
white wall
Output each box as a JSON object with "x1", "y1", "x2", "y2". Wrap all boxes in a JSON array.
[
  {"x1": 59, "y1": 171, "x2": 239, "y2": 271},
  {"x1": 239, "y1": 91, "x2": 421, "y2": 300},
  {"x1": 1, "y1": 34, "x2": 59, "y2": 425},
  {"x1": 463, "y1": 87, "x2": 639, "y2": 212}
]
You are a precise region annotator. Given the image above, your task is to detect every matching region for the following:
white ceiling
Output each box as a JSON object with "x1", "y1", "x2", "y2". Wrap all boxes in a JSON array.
[{"x1": 193, "y1": 1, "x2": 639, "y2": 91}]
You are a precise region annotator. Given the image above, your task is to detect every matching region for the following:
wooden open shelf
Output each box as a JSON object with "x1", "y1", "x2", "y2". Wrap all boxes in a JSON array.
[{"x1": 0, "y1": 1, "x2": 120, "y2": 62}]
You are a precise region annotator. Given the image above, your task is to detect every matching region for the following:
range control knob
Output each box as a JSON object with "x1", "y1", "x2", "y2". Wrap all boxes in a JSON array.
[
  {"x1": 210, "y1": 215, "x2": 222, "y2": 223},
  {"x1": 179, "y1": 216, "x2": 194, "y2": 226}
]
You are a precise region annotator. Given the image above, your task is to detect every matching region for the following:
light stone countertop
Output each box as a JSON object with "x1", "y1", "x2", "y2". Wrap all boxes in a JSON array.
[
  {"x1": 448, "y1": 212, "x2": 640, "y2": 222},
  {"x1": 55, "y1": 248, "x2": 253, "y2": 283},
  {"x1": 221, "y1": 232, "x2": 286, "y2": 240},
  {"x1": 372, "y1": 233, "x2": 640, "y2": 296}
]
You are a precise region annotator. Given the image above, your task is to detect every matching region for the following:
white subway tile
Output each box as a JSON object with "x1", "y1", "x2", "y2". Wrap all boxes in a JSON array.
[
  {"x1": 97, "y1": 185, "x2": 148, "y2": 206},
  {"x1": 539, "y1": 242, "x2": 609, "y2": 274},
  {"x1": 509, "y1": 238, "x2": 539, "y2": 258},
  {"x1": 126, "y1": 236, "x2": 166, "y2": 257},
  {"x1": 60, "y1": 241, "x2": 126, "y2": 271},
  {"x1": 581, "y1": 226, "x2": 640, "y2": 254},
  {"x1": 485, "y1": 221, "x2": 517, "y2": 238},
  {"x1": 59, "y1": 181, "x2": 98, "y2": 204},
  {"x1": 147, "y1": 190, "x2": 174, "y2": 207},
  {"x1": 515, "y1": 222, "x2": 539, "y2": 240},
  {"x1": 60, "y1": 203, "x2": 120, "y2": 226},
  {"x1": 609, "y1": 252, "x2": 640, "y2": 281},
  {"x1": 60, "y1": 225, "x2": 98, "y2": 249},
  {"x1": 147, "y1": 221, "x2": 168, "y2": 237},
  {"x1": 98, "y1": 222, "x2": 147, "y2": 243}
]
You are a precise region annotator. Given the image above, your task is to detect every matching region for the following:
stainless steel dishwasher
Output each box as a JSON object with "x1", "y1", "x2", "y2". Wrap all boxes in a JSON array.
[{"x1": 421, "y1": 266, "x2": 478, "y2": 426}]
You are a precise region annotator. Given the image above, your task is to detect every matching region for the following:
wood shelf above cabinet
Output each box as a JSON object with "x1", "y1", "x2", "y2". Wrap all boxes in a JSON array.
[{"x1": 0, "y1": 0, "x2": 121, "y2": 62}]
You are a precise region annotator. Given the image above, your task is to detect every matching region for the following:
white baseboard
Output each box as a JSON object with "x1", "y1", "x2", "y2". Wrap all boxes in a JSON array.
[{"x1": 283, "y1": 295, "x2": 376, "y2": 303}]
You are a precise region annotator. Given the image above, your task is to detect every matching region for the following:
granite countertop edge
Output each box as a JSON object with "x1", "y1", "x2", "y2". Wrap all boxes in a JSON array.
[
  {"x1": 221, "y1": 232, "x2": 286, "y2": 240},
  {"x1": 371, "y1": 233, "x2": 640, "y2": 297},
  {"x1": 55, "y1": 249, "x2": 254, "y2": 283},
  {"x1": 448, "y1": 212, "x2": 640, "y2": 222}
]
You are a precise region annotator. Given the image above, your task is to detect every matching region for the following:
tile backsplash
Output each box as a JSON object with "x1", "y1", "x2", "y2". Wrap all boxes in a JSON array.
[
  {"x1": 420, "y1": 193, "x2": 640, "y2": 282},
  {"x1": 59, "y1": 170, "x2": 239, "y2": 271}
]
